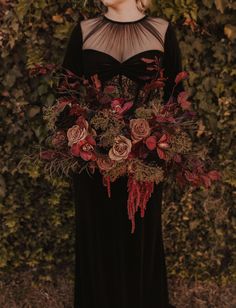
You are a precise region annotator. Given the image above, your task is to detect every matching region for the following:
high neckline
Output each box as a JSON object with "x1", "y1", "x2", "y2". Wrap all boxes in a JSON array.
[{"x1": 103, "y1": 14, "x2": 148, "y2": 24}]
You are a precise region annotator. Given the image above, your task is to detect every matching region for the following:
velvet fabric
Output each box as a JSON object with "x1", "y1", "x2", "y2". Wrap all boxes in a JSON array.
[{"x1": 62, "y1": 13, "x2": 183, "y2": 308}]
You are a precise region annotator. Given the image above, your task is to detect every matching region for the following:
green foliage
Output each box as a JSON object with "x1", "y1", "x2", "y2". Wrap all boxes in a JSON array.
[{"x1": 0, "y1": 0, "x2": 235, "y2": 286}]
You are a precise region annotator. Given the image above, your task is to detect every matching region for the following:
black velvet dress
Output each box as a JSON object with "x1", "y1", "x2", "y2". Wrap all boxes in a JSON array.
[{"x1": 62, "y1": 13, "x2": 184, "y2": 308}]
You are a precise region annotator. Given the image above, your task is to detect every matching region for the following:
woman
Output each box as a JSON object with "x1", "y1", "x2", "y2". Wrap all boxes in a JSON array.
[{"x1": 62, "y1": 0, "x2": 183, "y2": 307}]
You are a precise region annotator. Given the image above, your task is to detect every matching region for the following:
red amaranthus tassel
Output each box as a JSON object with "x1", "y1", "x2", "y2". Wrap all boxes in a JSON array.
[
  {"x1": 127, "y1": 176, "x2": 154, "y2": 234},
  {"x1": 102, "y1": 175, "x2": 111, "y2": 198}
]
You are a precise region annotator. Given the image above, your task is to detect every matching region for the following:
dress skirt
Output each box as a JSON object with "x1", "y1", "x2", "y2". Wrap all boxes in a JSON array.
[{"x1": 72, "y1": 168, "x2": 171, "y2": 308}]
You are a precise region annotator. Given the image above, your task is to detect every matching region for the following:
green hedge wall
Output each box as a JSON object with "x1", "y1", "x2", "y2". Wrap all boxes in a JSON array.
[{"x1": 0, "y1": 0, "x2": 235, "y2": 285}]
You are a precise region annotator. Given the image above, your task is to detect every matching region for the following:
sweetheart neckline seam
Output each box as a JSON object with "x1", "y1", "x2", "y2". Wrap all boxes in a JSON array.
[{"x1": 81, "y1": 49, "x2": 164, "y2": 64}]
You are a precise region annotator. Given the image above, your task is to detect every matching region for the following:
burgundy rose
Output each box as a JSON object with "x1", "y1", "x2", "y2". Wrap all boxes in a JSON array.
[
  {"x1": 96, "y1": 156, "x2": 115, "y2": 171},
  {"x1": 51, "y1": 130, "x2": 67, "y2": 148}
]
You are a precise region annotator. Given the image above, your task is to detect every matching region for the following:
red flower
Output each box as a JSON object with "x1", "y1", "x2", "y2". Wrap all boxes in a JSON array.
[
  {"x1": 70, "y1": 135, "x2": 96, "y2": 161},
  {"x1": 156, "y1": 134, "x2": 170, "y2": 160},
  {"x1": 145, "y1": 134, "x2": 170, "y2": 160},
  {"x1": 111, "y1": 98, "x2": 133, "y2": 117}
]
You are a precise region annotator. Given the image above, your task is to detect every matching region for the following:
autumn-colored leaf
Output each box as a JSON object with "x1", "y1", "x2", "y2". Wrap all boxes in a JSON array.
[
  {"x1": 201, "y1": 175, "x2": 211, "y2": 188},
  {"x1": 207, "y1": 170, "x2": 221, "y2": 181},
  {"x1": 140, "y1": 57, "x2": 155, "y2": 64},
  {"x1": 156, "y1": 147, "x2": 166, "y2": 160},
  {"x1": 52, "y1": 15, "x2": 64, "y2": 24},
  {"x1": 175, "y1": 71, "x2": 189, "y2": 84},
  {"x1": 173, "y1": 154, "x2": 182, "y2": 163},
  {"x1": 177, "y1": 91, "x2": 191, "y2": 110}
]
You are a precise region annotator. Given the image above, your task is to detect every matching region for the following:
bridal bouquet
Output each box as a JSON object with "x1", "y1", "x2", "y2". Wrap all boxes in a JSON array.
[{"x1": 27, "y1": 62, "x2": 221, "y2": 233}]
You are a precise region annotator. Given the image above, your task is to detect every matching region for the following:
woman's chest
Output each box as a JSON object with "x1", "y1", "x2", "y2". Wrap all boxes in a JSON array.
[
  {"x1": 80, "y1": 16, "x2": 168, "y2": 84},
  {"x1": 82, "y1": 48, "x2": 164, "y2": 85}
]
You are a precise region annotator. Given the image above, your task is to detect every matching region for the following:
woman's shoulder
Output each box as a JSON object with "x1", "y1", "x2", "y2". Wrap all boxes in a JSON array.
[
  {"x1": 147, "y1": 16, "x2": 170, "y2": 39},
  {"x1": 148, "y1": 16, "x2": 169, "y2": 23},
  {"x1": 80, "y1": 15, "x2": 103, "y2": 25}
]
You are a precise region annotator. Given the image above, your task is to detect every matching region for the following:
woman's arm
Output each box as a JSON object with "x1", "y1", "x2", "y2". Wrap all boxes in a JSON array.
[
  {"x1": 61, "y1": 21, "x2": 84, "y2": 78},
  {"x1": 162, "y1": 21, "x2": 184, "y2": 104}
]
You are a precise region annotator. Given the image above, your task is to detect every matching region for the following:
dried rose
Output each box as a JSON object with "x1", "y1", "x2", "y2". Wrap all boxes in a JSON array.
[
  {"x1": 130, "y1": 118, "x2": 151, "y2": 143},
  {"x1": 51, "y1": 130, "x2": 67, "y2": 148},
  {"x1": 96, "y1": 156, "x2": 114, "y2": 171},
  {"x1": 111, "y1": 98, "x2": 133, "y2": 117},
  {"x1": 67, "y1": 117, "x2": 89, "y2": 146},
  {"x1": 109, "y1": 135, "x2": 132, "y2": 162}
]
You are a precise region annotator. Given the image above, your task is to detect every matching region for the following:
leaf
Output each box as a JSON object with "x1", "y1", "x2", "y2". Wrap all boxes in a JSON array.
[
  {"x1": 0, "y1": 175, "x2": 6, "y2": 198},
  {"x1": 140, "y1": 57, "x2": 155, "y2": 64},
  {"x1": 52, "y1": 15, "x2": 64, "y2": 24},
  {"x1": 157, "y1": 147, "x2": 166, "y2": 160},
  {"x1": 14, "y1": 0, "x2": 31, "y2": 24},
  {"x1": 177, "y1": 91, "x2": 191, "y2": 110},
  {"x1": 207, "y1": 170, "x2": 221, "y2": 180},
  {"x1": 189, "y1": 219, "x2": 200, "y2": 230},
  {"x1": 175, "y1": 71, "x2": 189, "y2": 84},
  {"x1": 214, "y1": 0, "x2": 227, "y2": 13},
  {"x1": 27, "y1": 106, "x2": 40, "y2": 118},
  {"x1": 224, "y1": 24, "x2": 236, "y2": 41}
]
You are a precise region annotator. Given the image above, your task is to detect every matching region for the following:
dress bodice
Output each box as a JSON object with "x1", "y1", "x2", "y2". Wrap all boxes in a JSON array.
[{"x1": 62, "y1": 13, "x2": 184, "y2": 104}]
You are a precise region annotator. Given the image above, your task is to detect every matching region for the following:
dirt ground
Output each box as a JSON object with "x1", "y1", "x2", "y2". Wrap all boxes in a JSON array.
[{"x1": 0, "y1": 272, "x2": 235, "y2": 308}]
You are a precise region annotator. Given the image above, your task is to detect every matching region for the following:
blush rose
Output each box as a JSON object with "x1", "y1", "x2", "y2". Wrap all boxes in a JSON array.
[
  {"x1": 67, "y1": 117, "x2": 89, "y2": 147},
  {"x1": 109, "y1": 135, "x2": 132, "y2": 162},
  {"x1": 130, "y1": 118, "x2": 151, "y2": 143},
  {"x1": 96, "y1": 156, "x2": 114, "y2": 171}
]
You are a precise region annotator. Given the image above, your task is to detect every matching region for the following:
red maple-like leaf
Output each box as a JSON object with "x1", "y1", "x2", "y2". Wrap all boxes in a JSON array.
[
  {"x1": 207, "y1": 170, "x2": 221, "y2": 181},
  {"x1": 175, "y1": 71, "x2": 189, "y2": 84},
  {"x1": 140, "y1": 57, "x2": 156, "y2": 64},
  {"x1": 156, "y1": 147, "x2": 166, "y2": 160},
  {"x1": 177, "y1": 91, "x2": 191, "y2": 110},
  {"x1": 200, "y1": 175, "x2": 212, "y2": 189}
]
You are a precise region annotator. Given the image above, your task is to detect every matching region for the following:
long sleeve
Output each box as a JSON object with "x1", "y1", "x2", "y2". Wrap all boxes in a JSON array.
[
  {"x1": 162, "y1": 21, "x2": 184, "y2": 104},
  {"x1": 61, "y1": 21, "x2": 84, "y2": 78},
  {"x1": 54, "y1": 21, "x2": 84, "y2": 129}
]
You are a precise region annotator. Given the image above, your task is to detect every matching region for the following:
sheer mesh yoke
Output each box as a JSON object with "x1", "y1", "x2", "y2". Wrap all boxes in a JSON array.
[
  {"x1": 62, "y1": 14, "x2": 184, "y2": 104},
  {"x1": 81, "y1": 15, "x2": 168, "y2": 63}
]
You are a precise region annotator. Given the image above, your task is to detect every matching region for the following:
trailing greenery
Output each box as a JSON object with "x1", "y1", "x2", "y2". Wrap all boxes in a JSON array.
[{"x1": 0, "y1": 0, "x2": 235, "y2": 288}]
